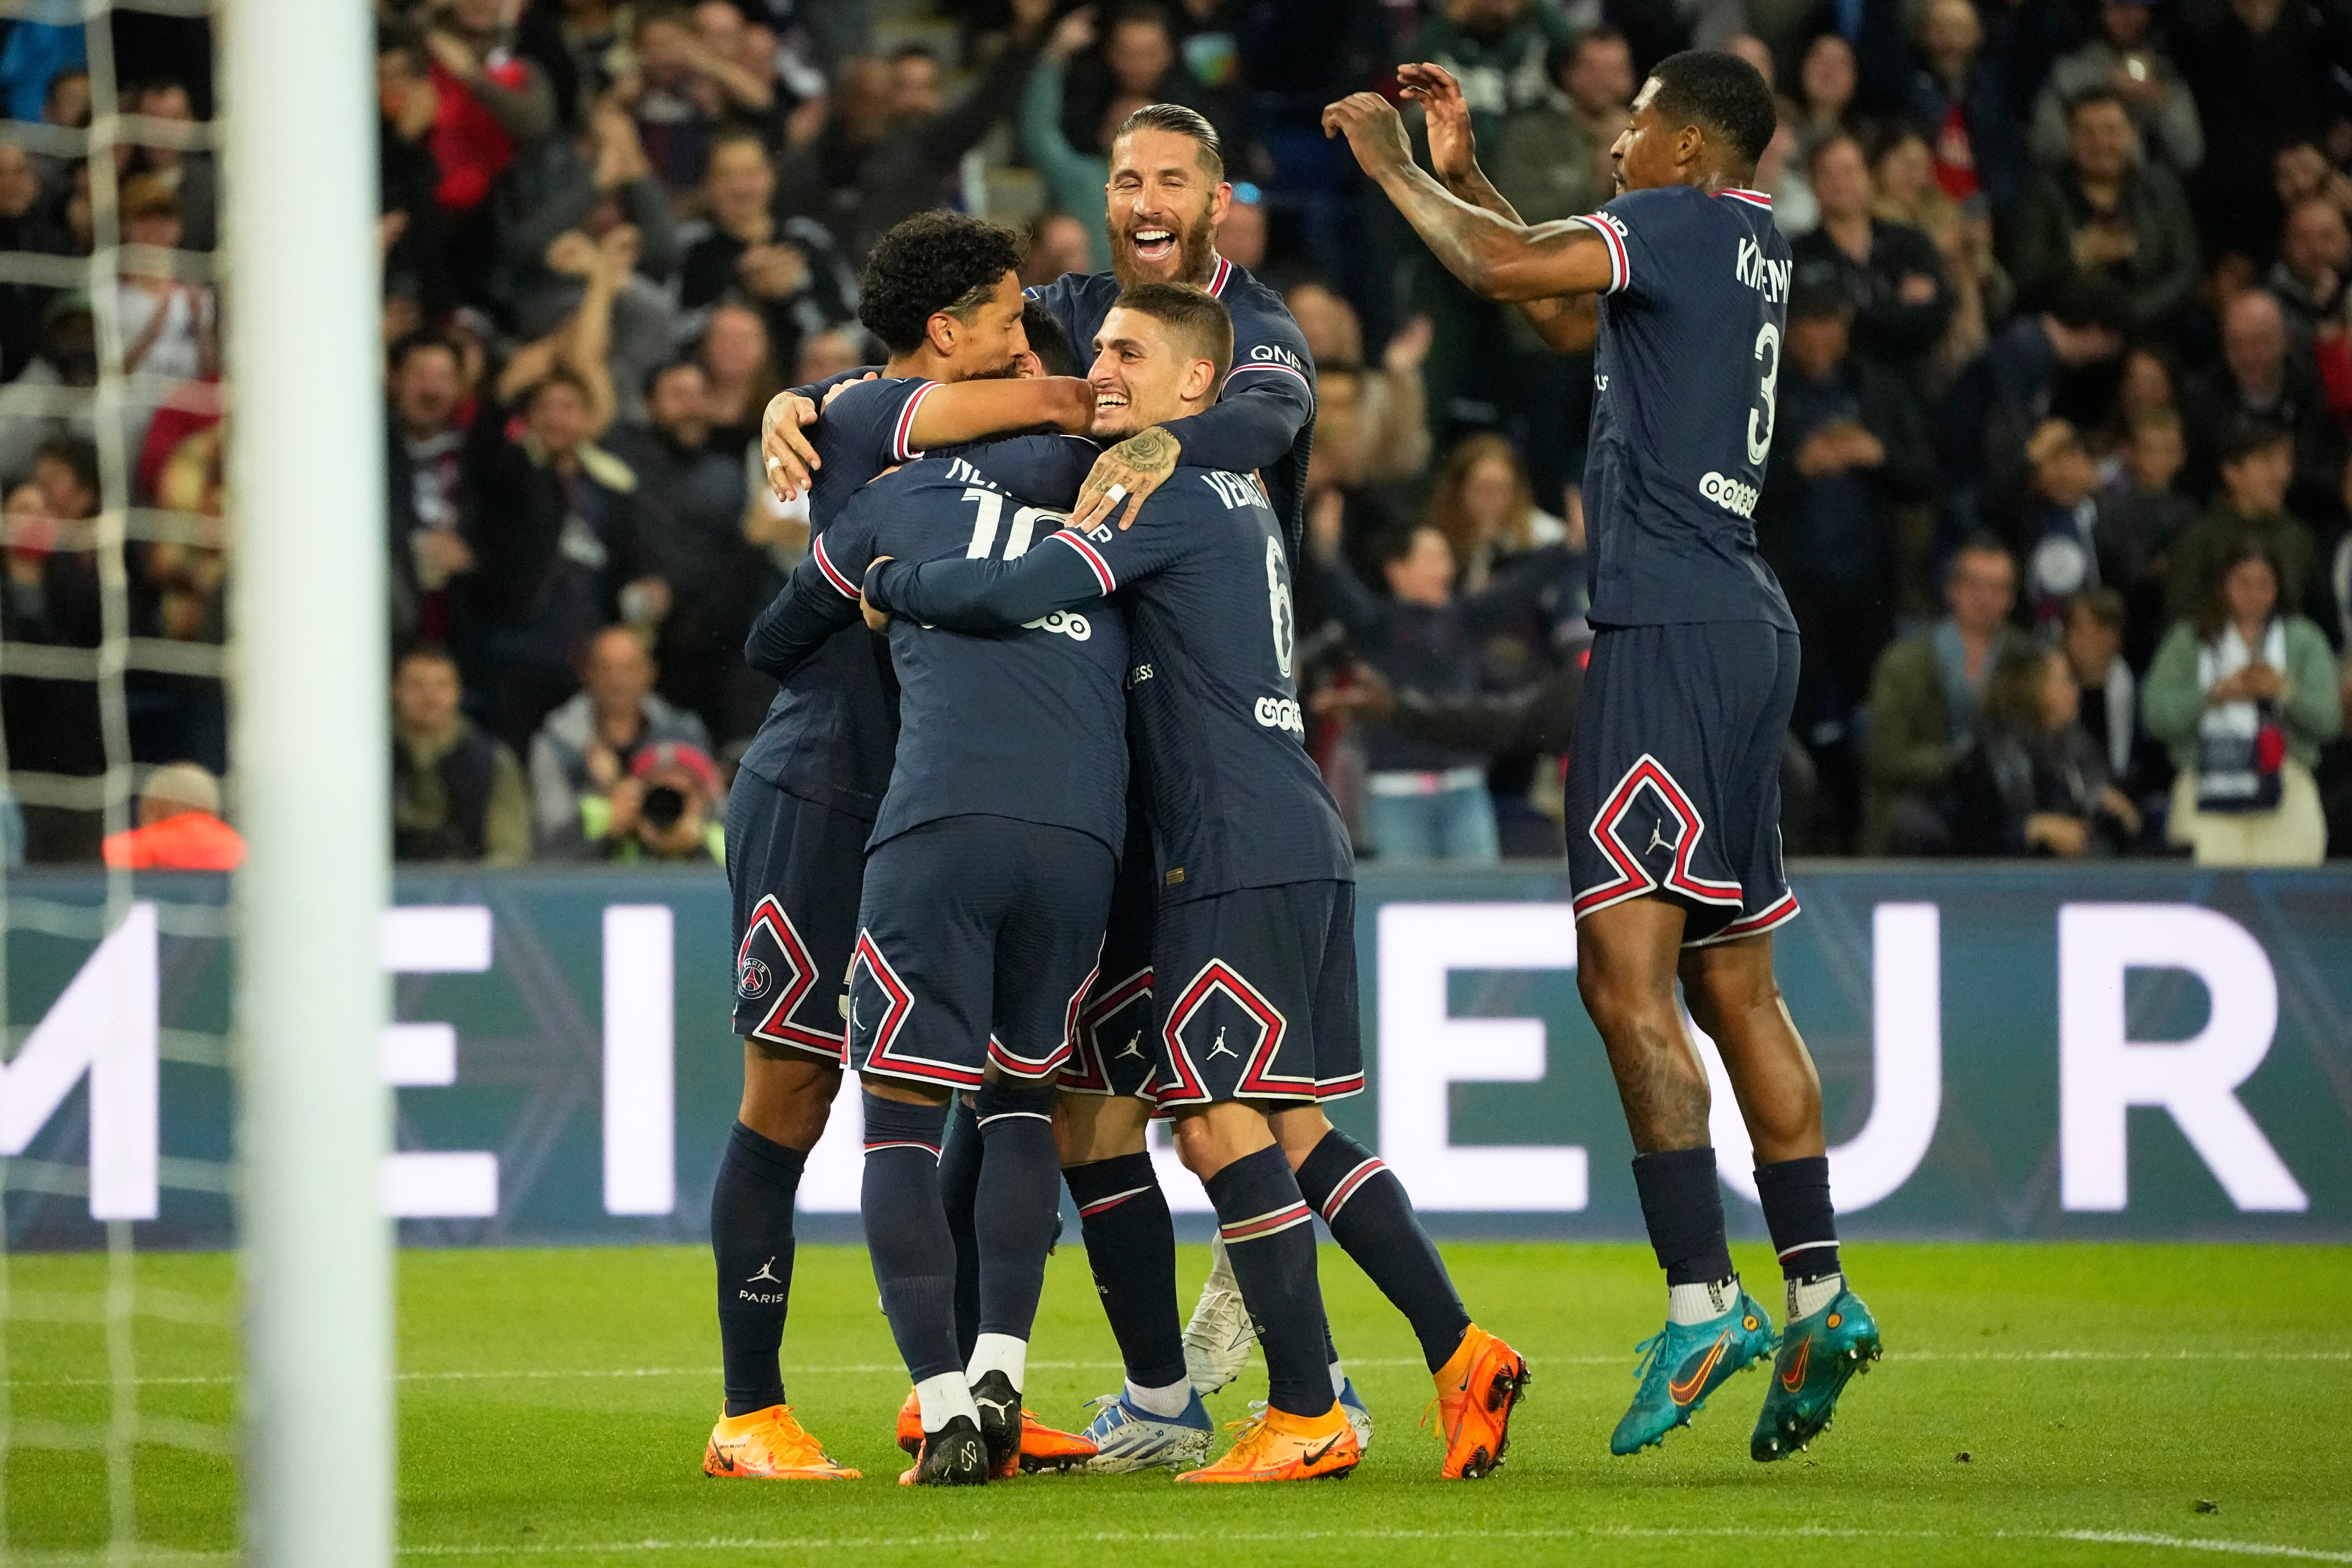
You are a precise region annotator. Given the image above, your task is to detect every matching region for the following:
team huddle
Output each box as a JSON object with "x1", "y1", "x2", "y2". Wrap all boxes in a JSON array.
[{"x1": 702, "y1": 52, "x2": 1881, "y2": 1489}]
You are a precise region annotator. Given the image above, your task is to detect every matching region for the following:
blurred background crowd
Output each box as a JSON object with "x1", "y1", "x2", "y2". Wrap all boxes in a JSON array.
[{"x1": 2, "y1": 0, "x2": 2350, "y2": 870}]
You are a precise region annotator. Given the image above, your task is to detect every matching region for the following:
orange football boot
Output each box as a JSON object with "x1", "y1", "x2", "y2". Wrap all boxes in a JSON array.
[
  {"x1": 896, "y1": 1386, "x2": 923, "y2": 1455},
  {"x1": 1174, "y1": 1402, "x2": 1359, "y2": 1483},
  {"x1": 1015, "y1": 1408, "x2": 1098, "y2": 1474},
  {"x1": 703, "y1": 1405, "x2": 859, "y2": 1480},
  {"x1": 1426, "y1": 1325, "x2": 1530, "y2": 1479}
]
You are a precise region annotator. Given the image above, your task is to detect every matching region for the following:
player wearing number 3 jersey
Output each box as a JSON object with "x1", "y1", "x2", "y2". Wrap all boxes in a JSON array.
[{"x1": 1327, "y1": 50, "x2": 1881, "y2": 1463}]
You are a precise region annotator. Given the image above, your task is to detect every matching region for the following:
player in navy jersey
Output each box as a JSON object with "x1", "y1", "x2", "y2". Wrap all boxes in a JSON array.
[
  {"x1": 1327, "y1": 52, "x2": 1882, "y2": 1462},
  {"x1": 704, "y1": 212, "x2": 1101, "y2": 1483},
  {"x1": 865, "y1": 284, "x2": 1530, "y2": 1484}
]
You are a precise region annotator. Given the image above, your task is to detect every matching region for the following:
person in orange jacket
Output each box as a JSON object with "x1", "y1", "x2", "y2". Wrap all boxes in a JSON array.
[{"x1": 100, "y1": 761, "x2": 243, "y2": 870}]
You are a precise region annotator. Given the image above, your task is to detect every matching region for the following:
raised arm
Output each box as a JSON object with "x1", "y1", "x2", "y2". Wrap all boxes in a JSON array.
[
  {"x1": 1323, "y1": 90, "x2": 1616, "y2": 306},
  {"x1": 865, "y1": 529, "x2": 1111, "y2": 630}
]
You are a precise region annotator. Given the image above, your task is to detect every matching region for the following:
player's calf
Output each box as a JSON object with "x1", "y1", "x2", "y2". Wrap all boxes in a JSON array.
[
  {"x1": 861, "y1": 1087, "x2": 988, "y2": 1471},
  {"x1": 1750, "y1": 1155, "x2": 1880, "y2": 1460}
]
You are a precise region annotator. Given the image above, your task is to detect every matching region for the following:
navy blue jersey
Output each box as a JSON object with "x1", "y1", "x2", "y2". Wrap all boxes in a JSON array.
[
  {"x1": 744, "y1": 433, "x2": 1132, "y2": 856},
  {"x1": 732, "y1": 371, "x2": 928, "y2": 815},
  {"x1": 867, "y1": 466, "x2": 1352, "y2": 902},
  {"x1": 1572, "y1": 185, "x2": 1798, "y2": 632},
  {"x1": 1026, "y1": 257, "x2": 1316, "y2": 551}
]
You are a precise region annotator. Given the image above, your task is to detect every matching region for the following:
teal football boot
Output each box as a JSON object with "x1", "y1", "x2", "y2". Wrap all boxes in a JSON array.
[
  {"x1": 1751, "y1": 1286, "x2": 1882, "y2": 1461},
  {"x1": 1609, "y1": 1289, "x2": 1777, "y2": 1455}
]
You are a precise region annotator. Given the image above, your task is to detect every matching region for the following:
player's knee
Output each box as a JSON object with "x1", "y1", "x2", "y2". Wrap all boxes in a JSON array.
[
  {"x1": 1267, "y1": 1102, "x2": 1331, "y2": 1168},
  {"x1": 859, "y1": 1073, "x2": 950, "y2": 1107},
  {"x1": 974, "y1": 1078, "x2": 1057, "y2": 1124},
  {"x1": 859, "y1": 1084, "x2": 950, "y2": 1148}
]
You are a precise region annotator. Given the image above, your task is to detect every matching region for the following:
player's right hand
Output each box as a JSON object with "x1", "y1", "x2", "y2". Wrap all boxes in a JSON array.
[
  {"x1": 1320, "y1": 92, "x2": 1412, "y2": 181},
  {"x1": 1398, "y1": 63, "x2": 1476, "y2": 185},
  {"x1": 760, "y1": 390, "x2": 822, "y2": 502},
  {"x1": 860, "y1": 556, "x2": 894, "y2": 632}
]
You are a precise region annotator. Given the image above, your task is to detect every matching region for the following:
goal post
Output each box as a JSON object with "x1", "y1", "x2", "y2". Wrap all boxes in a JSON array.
[{"x1": 223, "y1": 0, "x2": 395, "y2": 1561}]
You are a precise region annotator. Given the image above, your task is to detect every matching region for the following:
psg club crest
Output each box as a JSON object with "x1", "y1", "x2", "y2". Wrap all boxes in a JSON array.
[{"x1": 736, "y1": 956, "x2": 773, "y2": 1000}]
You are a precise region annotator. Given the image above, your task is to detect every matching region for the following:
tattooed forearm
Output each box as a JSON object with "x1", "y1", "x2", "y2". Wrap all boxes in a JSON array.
[{"x1": 1443, "y1": 162, "x2": 1526, "y2": 227}]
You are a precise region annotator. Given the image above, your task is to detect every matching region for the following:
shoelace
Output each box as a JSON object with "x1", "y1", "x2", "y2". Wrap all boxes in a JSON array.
[{"x1": 1630, "y1": 1330, "x2": 1669, "y2": 1384}]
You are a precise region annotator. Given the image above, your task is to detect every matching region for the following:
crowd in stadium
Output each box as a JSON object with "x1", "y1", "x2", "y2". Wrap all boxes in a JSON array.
[{"x1": 0, "y1": 0, "x2": 2349, "y2": 868}]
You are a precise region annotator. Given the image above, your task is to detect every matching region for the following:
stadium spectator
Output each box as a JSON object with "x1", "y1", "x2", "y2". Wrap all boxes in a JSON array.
[
  {"x1": 2166, "y1": 419, "x2": 2318, "y2": 629},
  {"x1": 2100, "y1": 407, "x2": 2198, "y2": 667},
  {"x1": 99, "y1": 760, "x2": 242, "y2": 871},
  {"x1": 696, "y1": 299, "x2": 784, "y2": 457},
  {"x1": 528, "y1": 623, "x2": 712, "y2": 848},
  {"x1": 2175, "y1": 0, "x2": 2352, "y2": 258},
  {"x1": 676, "y1": 124, "x2": 859, "y2": 371},
  {"x1": 1218, "y1": 179, "x2": 1265, "y2": 269},
  {"x1": 1859, "y1": 0, "x2": 2029, "y2": 216},
  {"x1": 2179, "y1": 290, "x2": 2341, "y2": 518},
  {"x1": 1490, "y1": 29, "x2": 1633, "y2": 228},
  {"x1": 1295, "y1": 363, "x2": 1409, "y2": 586},
  {"x1": 0, "y1": 294, "x2": 98, "y2": 487},
  {"x1": 1410, "y1": 0, "x2": 1575, "y2": 149},
  {"x1": 2144, "y1": 539, "x2": 2340, "y2": 865},
  {"x1": 113, "y1": 175, "x2": 215, "y2": 453},
  {"x1": 379, "y1": 21, "x2": 456, "y2": 318},
  {"x1": 2322, "y1": 653, "x2": 2352, "y2": 855},
  {"x1": 2020, "y1": 419, "x2": 2107, "y2": 630},
  {"x1": 1428, "y1": 432, "x2": 1571, "y2": 596},
  {"x1": 1759, "y1": 284, "x2": 1934, "y2": 836},
  {"x1": 127, "y1": 78, "x2": 216, "y2": 254},
  {"x1": 619, "y1": 2, "x2": 775, "y2": 192},
  {"x1": 2007, "y1": 88, "x2": 2200, "y2": 336},
  {"x1": 1049, "y1": 3, "x2": 1232, "y2": 162},
  {"x1": 1792, "y1": 33, "x2": 1864, "y2": 154},
  {"x1": 1862, "y1": 536, "x2": 2034, "y2": 855},
  {"x1": 1020, "y1": 6, "x2": 1119, "y2": 273},
  {"x1": 2266, "y1": 198, "x2": 2351, "y2": 342},
  {"x1": 2029, "y1": 0, "x2": 2203, "y2": 178},
  {"x1": 1953, "y1": 278, "x2": 2128, "y2": 546},
  {"x1": 420, "y1": 0, "x2": 559, "y2": 214},
  {"x1": 1871, "y1": 123, "x2": 2008, "y2": 384},
  {"x1": 1286, "y1": 284, "x2": 1432, "y2": 485},
  {"x1": 0, "y1": 475, "x2": 102, "y2": 862},
  {"x1": 1790, "y1": 133, "x2": 1953, "y2": 379},
  {"x1": 391, "y1": 643, "x2": 531, "y2": 865},
  {"x1": 2062, "y1": 586, "x2": 2160, "y2": 806},
  {"x1": 0, "y1": 144, "x2": 70, "y2": 382},
  {"x1": 560, "y1": 737, "x2": 726, "y2": 862},
  {"x1": 1022, "y1": 211, "x2": 1095, "y2": 285},
  {"x1": 386, "y1": 331, "x2": 476, "y2": 652},
  {"x1": 1945, "y1": 642, "x2": 2140, "y2": 858},
  {"x1": 603, "y1": 360, "x2": 759, "y2": 744}
]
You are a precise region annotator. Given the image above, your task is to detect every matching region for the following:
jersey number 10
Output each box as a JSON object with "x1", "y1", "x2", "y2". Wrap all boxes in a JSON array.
[{"x1": 961, "y1": 488, "x2": 1067, "y2": 560}]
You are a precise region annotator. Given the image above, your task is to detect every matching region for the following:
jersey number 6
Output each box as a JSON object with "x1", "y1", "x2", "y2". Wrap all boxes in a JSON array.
[{"x1": 1746, "y1": 321, "x2": 1781, "y2": 467}]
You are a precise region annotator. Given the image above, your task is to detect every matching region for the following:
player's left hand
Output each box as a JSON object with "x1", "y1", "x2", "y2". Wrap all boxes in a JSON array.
[
  {"x1": 1398, "y1": 64, "x2": 1475, "y2": 184},
  {"x1": 760, "y1": 389, "x2": 822, "y2": 501},
  {"x1": 860, "y1": 555, "x2": 894, "y2": 632},
  {"x1": 1073, "y1": 425, "x2": 1179, "y2": 531},
  {"x1": 1321, "y1": 92, "x2": 1412, "y2": 181}
]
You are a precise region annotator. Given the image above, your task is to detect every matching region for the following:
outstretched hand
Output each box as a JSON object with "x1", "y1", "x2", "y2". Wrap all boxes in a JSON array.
[
  {"x1": 1397, "y1": 63, "x2": 1476, "y2": 185},
  {"x1": 1320, "y1": 92, "x2": 1413, "y2": 181}
]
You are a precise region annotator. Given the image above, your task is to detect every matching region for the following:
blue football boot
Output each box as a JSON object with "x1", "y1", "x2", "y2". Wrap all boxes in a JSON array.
[
  {"x1": 1751, "y1": 1286, "x2": 1882, "y2": 1461},
  {"x1": 1079, "y1": 1388, "x2": 1216, "y2": 1473},
  {"x1": 1610, "y1": 1289, "x2": 1777, "y2": 1456}
]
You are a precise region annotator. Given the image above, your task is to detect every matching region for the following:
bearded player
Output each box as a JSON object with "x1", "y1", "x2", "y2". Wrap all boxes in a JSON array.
[{"x1": 1325, "y1": 52, "x2": 1883, "y2": 1461}]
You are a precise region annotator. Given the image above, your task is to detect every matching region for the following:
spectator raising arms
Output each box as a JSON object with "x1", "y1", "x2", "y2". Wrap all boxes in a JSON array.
[{"x1": 2030, "y1": 0, "x2": 2204, "y2": 177}]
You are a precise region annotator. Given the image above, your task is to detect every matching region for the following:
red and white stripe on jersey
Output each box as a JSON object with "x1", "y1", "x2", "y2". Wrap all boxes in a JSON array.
[
  {"x1": 1049, "y1": 529, "x2": 1117, "y2": 593},
  {"x1": 1078, "y1": 1183, "x2": 1156, "y2": 1218},
  {"x1": 1223, "y1": 360, "x2": 1316, "y2": 402},
  {"x1": 810, "y1": 534, "x2": 859, "y2": 599},
  {"x1": 1570, "y1": 213, "x2": 1629, "y2": 294},
  {"x1": 1207, "y1": 255, "x2": 1233, "y2": 296},
  {"x1": 1572, "y1": 752, "x2": 1745, "y2": 919},
  {"x1": 1219, "y1": 1201, "x2": 1313, "y2": 1243},
  {"x1": 1317, "y1": 1156, "x2": 1386, "y2": 1220},
  {"x1": 891, "y1": 380, "x2": 937, "y2": 462},
  {"x1": 1719, "y1": 188, "x2": 1774, "y2": 211}
]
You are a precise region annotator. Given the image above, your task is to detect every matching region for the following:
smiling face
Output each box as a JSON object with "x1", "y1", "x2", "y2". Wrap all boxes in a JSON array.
[
  {"x1": 704, "y1": 138, "x2": 774, "y2": 226},
  {"x1": 1105, "y1": 127, "x2": 1229, "y2": 287},
  {"x1": 1086, "y1": 304, "x2": 1217, "y2": 437}
]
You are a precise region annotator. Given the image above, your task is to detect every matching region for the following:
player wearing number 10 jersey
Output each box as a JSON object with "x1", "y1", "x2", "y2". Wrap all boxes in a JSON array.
[{"x1": 1327, "y1": 50, "x2": 1880, "y2": 1464}]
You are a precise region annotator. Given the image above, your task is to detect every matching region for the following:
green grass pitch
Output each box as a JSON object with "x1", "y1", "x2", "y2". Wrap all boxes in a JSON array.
[{"x1": 7, "y1": 1241, "x2": 2351, "y2": 1565}]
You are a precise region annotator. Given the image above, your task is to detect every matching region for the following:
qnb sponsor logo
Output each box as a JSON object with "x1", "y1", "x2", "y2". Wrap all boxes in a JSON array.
[
  {"x1": 1023, "y1": 609, "x2": 1093, "y2": 641},
  {"x1": 1254, "y1": 695, "x2": 1305, "y2": 735},
  {"x1": 1699, "y1": 470, "x2": 1758, "y2": 518},
  {"x1": 1250, "y1": 342, "x2": 1307, "y2": 371}
]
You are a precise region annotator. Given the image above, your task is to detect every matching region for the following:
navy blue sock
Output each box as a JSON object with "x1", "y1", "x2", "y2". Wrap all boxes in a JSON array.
[
  {"x1": 858, "y1": 1090, "x2": 960, "y2": 1383},
  {"x1": 973, "y1": 1082, "x2": 1062, "y2": 1348},
  {"x1": 711, "y1": 1120, "x2": 806, "y2": 1417},
  {"x1": 1205, "y1": 1145, "x2": 1329, "y2": 1419},
  {"x1": 937, "y1": 1095, "x2": 984, "y2": 1365},
  {"x1": 1064, "y1": 1151, "x2": 1187, "y2": 1390},
  {"x1": 1754, "y1": 1156, "x2": 1840, "y2": 1281},
  {"x1": 1631, "y1": 1147, "x2": 1735, "y2": 1286},
  {"x1": 1295, "y1": 1129, "x2": 1470, "y2": 1373}
]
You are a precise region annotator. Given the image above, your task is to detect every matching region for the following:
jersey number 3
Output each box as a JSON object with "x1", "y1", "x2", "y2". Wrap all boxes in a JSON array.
[{"x1": 1747, "y1": 321, "x2": 1780, "y2": 466}]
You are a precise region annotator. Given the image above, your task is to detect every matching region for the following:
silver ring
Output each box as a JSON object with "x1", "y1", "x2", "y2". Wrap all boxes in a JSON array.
[{"x1": 1103, "y1": 483, "x2": 1129, "y2": 505}]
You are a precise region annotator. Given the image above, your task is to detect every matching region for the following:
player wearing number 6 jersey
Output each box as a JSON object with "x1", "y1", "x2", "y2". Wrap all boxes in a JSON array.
[{"x1": 1325, "y1": 51, "x2": 1881, "y2": 1462}]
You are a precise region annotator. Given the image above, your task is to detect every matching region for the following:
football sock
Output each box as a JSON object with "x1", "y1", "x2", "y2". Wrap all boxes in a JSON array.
[
  {"x1": 1296, "y1": 1129, "x2": 1471, "y2": 1373},
  {"x1": 973, "y1": 1081, "x2": 1061, "y2": 1349},
  {"x1": 1064, "y1": 1151, "x2": 1188, "y2": 1391},
  {"x1": 914, "y1": 1368, "x2": 981, "y2": 1436},
  {"x1": 1124, "y1": 1376, "x2": 1192, "y2": 1419},
  {"x1": 967, "y1": 1330, "x2": 1027, "y2": 1393},
  {"x1": 1324, "y1": 1317, "x2": 1346, "y2": 1395},
  {"x1": 936, "y1": 1094, "x2": 985, "y2": 1367},
  {"x1": 710, "y1": 1120, "x2": 805, "y2": 1417},
  {"x1": 1632, "y1": 1147, "x2": 1738, "y2": 1325},
  {"x1": 1205, "y1": 1145, "x2": 1329, "y2": 1419},
  {"x1": 858, "y1": 1091, "x2": 961, "y2": 1387},
  {"x1": 1755, "y1": 1155, "x2": 1844, "y2": 1318}
]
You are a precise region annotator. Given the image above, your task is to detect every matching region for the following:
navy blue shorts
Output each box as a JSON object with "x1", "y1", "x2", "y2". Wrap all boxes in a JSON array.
[
  {"x1": 1148, "y1": 880, "x2": 1364, "y2": 1110},
  {"x1": 847, "y1": 815, "x2": 1116, "y2": 1090},
  {"x1": 1062, "y1": 815, "x2": 1158, "y2": 1100},
  {"x1": 1564, "y1": 622, "x2": 1800, "y2": 946},
  {"x1": 727, "y1": 771, "x2": 868, "y2": 1063}
]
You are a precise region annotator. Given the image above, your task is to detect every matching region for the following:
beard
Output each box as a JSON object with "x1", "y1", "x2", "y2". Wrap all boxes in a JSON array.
[{"x1": 1108, "y1": 205, "x2": 1219, "y2": 288}]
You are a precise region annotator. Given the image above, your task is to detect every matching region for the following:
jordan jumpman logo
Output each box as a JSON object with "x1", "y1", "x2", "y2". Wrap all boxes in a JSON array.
[
  {"x1": 1115, "y1": 1031, "x2": 1145, "y2": 1060},
  {"x1": 1208, "y1": 1025, "x2": 1239, "y2": 1060},
  {"x1": 1646, "y1": 817, "x2": 1676, "y2": 856},
  {"x1": 746, "y1": 1257, "x2": 783, "y2": 1285}
]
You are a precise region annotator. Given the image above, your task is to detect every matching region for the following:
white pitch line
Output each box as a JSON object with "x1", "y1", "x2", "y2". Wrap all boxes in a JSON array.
[{"x1": 9, "y1": 1344, "x2": 2342, "y2": 1391}]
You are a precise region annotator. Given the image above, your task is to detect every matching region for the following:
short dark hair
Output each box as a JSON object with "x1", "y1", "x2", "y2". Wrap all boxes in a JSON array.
[
  {"x1": 1112, "y1": 102, "x2": 1224, "y2": 181},
  {"x1": 857, "y1": 211, "x2": 1025, "y2": 355},
  {"x1": 2199, "y1": 538, "x2": 2283, "y2": 640},
  {"x1": 1645, "y1": 49, "x2": 1778, "y2": 171},
  {"x1": 396, "y1": 641, "x2": 461, "y2": 677},
  {"x1": 2047, "y1": 274, "x2": 2130, "y2": 336},
  {"x1": 706, "y1": 121, "x2": 771, "y2": 162},
  {"x1": 1378, "y1": 522, "x2": 1449, "y2": 568},
  {"x1": 1107, "y1": 3, "x2": 1173, "y2": 35},
  {"x1": 1787, "y1": 277, "x2": 1852, "y2": 322},
  {"x1": 1803, "y1": 129, "x2": 1864, "y2": 181},
  {"x1": 525, "y1": 366, "x2": 593, "y2": 409},
  {"x1": 1110, "y1": 281, "x2": 1233, "y2": 386},
  {"x1": 2066, "y1": 84, "x2": 2130, "y2": 123},
  {"x1": 388, "y1": 329, "x2": 460, "y2": 376},
  {"x1": 642, "y1": 357, "x2": 704, "y2": 399},
  {"x1": 1948, "y1": 532, "x2": 2015, "y2": 577},
  {"x1": 2068, "y1": 586, "x2": 2127, "y2": 634},
  {"x1": 1022, "y1": 301, "x2": 1079, "y2": 378},
  {"x1": 33, "y1": 434, "x2": 98, "y2": 497},
  {"x1": 2218, "y1": 416, "x2": 2292, "y2": 469}
]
